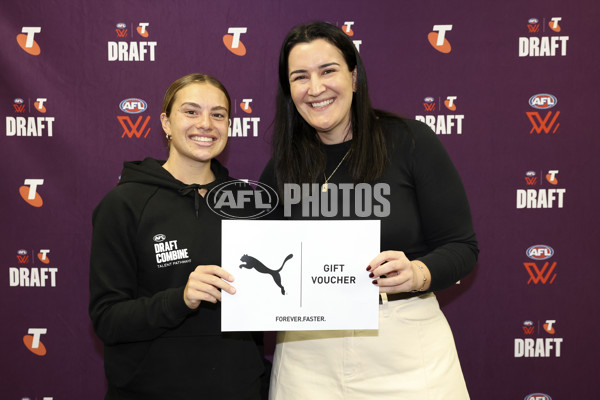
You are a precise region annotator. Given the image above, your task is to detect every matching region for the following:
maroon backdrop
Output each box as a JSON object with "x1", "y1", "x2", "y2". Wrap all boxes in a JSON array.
[{"x1": 2, "y1": 1, "x2": 598, "y2": 398}]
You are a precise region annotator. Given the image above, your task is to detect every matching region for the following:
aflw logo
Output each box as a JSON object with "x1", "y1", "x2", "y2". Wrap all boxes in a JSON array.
[
  {"x1": 428, "y1": 25, "x2": 452, "y2": 53},
  {"x1": 423, "y1": 97, "x2": 436, "y2": 111},
  {"x1": 524, "y1": 171, "x2": 537, "y2": 185},
  {"x1": 522, "y1": 320, "x2": 535, "y2": 335},
  {"x1": 527, "y1": 18, "x2": 540, "y2": 33},
  {"x1": 523, "y1": 244, "x2": 557, "y2": 285},
  {"x1": 17, "y1": 249, "x2": 29, "y2": 263},
  {"x1": 17, "y1": 27, "x2": 41, "y2": 55},
  {"x1": 13, "y1": 98, "x2": 25, "y2": 113},
  {"x1": 116, "y1": 22, "x2": 128, "y2": 37},
  {"x1": 223, "y1": 27, "x2": 247, "y2": 56},
  {"x1": 526, "y1": 94, "x2": 560, "y2": 134},
  {"x1": 117, "y1": 98, "x2": 151, "y2": 138},
  {"x1": 524, "y1": 262, "x2": 557, "y2": 284}
]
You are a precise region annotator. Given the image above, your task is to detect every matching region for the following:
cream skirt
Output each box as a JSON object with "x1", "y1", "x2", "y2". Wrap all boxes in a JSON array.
[{"x1": 269, "y1": 293, "x2": 469, "y2": 400}]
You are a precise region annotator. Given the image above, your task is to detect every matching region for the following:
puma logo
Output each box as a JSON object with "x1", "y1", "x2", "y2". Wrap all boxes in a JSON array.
[{"x1": 240, "y1": 253, "x2": 293, "y2": 295}]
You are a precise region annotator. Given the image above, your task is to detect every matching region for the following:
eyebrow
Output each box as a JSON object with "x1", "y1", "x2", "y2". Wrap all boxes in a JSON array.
[
  {"x1": 289, "y1": 62, "x2": 341, "y2": 77},
  {"x1": 180, "y1": 102, "x2": 228, "y2": 113}
]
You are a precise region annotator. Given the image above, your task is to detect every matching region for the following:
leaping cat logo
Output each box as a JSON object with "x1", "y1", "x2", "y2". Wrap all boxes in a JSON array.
[{"x1": 240, "y1": 253, "x2": 293, "y2": 295}]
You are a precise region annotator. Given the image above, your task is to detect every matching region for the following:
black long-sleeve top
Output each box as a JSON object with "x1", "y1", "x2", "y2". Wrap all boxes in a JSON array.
[{"x1": 259, "y1": 117, "x2": 478, "y2": 292}]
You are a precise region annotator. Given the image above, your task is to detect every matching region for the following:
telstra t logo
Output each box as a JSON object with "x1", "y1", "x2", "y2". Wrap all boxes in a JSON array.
[
  {"x1": 17, "y1": 27, "x2": 41, "y2": 55},
  {"x1": 240, "y1": 99, "x2": 253, "y2": 114},
  {"x1": 137, "y1": 22, "x2": 150, "y2": 37},
  {"x1": 20, "y1": 179, "x2": 44, "y2": 207},
  {"x1": 444, "y1": 96, "x2": 457, "y2": 111},
  {"x1": 428, "y1": 25, "x2": 452, "y2": 53},
  {"x1": 342, "y1": 21, "x2": 355, "y2": 36},
  {"x1": 549, "y1": 17, "x2": 562, "y2": 33},
  {"x1": 23, "y1": 328, "x2": 47, "y2": 356},
  {"x1": 546, "y1": 170, "x2": 559, "y2": 185},
  {"x1": 223, "y1": 27, "x2": 247, "y2": 56}
]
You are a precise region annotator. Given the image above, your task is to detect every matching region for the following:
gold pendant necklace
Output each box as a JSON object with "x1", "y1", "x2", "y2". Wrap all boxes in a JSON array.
[{"x1": 322, "y1": 148, "x2": 351, "y2": 192}]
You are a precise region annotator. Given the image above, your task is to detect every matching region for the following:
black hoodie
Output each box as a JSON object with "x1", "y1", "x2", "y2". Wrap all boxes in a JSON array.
[{"x1": 89, "y1": 158, "x2": 263, "y2": 399}]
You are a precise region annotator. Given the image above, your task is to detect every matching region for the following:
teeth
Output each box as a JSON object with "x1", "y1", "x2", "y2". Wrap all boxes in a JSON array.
[
  {"x1": 311, "y1": 99, "x2": 333, "y2": 108},
  {"x1": 191, "y1": 136, "x2": 214, "y2": 142}
]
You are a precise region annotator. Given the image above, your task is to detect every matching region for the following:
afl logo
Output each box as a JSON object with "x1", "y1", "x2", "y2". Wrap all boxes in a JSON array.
[
  {"x1": 116, "y1": 23, "x2": 127, "y2": 29},
  {"x1": 17, "y1": 249, "x2": 28, "y2": 256},
  {"x1": 529, "y1": 94, "x2": 557, "y2": 110},
  {"x1": 526, "y1": 245, "x2": 554, "y2": 260},
  {"x1": 206, "y1": 179, "x2": 279, "y2": 219},
  {"x1": 524, "y1": 394, "x2": 551, "y2": 400},
  {"x1": 424, "y1": 97, "x2": 435, "y2": 103},
  {"x1": 523, "y1": 320, "x2": 534, "y2": 327},
  {"x1": 120, "y1": 98, "x2": 147, "y2": 114},
  {"x1": 153, "y1": 234, "x2": 166, "y2": 242},
  {"x1": 14, "y1": 98, "x2": 24, "y2": 104},
  {"x1": 526, "y1": 171, "x2": 536, "y2": 177},
  {"x1": 528, "y1": 18, "x2": 539, "y2": 24}
]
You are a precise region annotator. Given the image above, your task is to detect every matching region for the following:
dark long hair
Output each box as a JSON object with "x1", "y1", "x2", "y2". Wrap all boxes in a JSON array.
[{"x1": 273, "y1": 21, "x2": 388, "y2": 187}]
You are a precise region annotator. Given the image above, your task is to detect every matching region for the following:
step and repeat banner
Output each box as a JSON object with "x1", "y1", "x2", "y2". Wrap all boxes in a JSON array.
[{"x1": 1, "y1": 0, "x2": 598, "y2": 399}]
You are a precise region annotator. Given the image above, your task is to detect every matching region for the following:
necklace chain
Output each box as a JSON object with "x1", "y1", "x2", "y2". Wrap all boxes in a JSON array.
[{"x1": 322, "y1": 148, "x2": 351, "y2": 192}]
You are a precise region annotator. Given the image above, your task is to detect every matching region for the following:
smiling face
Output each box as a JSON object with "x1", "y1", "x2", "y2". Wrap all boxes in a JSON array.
[
  {"x1": 160, "y1": 82, "x2": 229, "y2": 167},
  {"x1": 288, "y1": 39, "x2": 357, "y2": 144}
]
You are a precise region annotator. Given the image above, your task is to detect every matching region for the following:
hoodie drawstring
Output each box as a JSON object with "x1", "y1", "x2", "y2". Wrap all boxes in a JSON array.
[{"x1": 178, "y1": 183, "x2": 215, "y2": 219}]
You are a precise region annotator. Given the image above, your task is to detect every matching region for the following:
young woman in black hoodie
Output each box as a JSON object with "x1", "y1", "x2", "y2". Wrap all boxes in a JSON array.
[{"x1": 89, "y1": 74, "x2": 264, "y2": 399}]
